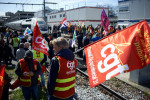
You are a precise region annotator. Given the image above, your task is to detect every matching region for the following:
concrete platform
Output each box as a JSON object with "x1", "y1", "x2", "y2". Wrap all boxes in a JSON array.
[{"x1": 116, "y1": 72, "x2": 150, "y2": 94}]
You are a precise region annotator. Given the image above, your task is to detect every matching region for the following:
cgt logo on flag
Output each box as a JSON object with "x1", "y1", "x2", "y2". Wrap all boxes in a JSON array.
[
  {"x1": 32, "y1": 22, "x2": 48, "y2": 55},
  {"x1": 97, "y1": 43, "x2": 130, "y2": 80},
  {"x1": 84, "y1": 20, "x2": 150, "y2": 87}
]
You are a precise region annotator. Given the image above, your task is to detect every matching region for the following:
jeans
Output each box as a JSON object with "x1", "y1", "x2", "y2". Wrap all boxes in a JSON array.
[
  {"x1": 40, "y1": 73, "x2": 45, "y2": 87},
  {"x1": 48, "y1": 95, "x2": 74, "y2": 100},
  {"x1": 22, "y1": 85, "x2": 38, "y2": 100}
]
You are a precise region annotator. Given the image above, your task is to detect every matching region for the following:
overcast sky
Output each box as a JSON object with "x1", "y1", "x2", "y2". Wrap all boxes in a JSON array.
[{"x1": 0, "y1": 0, "x2": 118, "y2": 16}]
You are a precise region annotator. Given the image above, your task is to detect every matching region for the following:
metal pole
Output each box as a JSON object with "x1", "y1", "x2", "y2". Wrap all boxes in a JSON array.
[
  {"x1": 22, "y1": 4, "x2": 24, "y2": 11},
  {"x1": 44, "y1": 0, "x2": 46, "y2": 22}
]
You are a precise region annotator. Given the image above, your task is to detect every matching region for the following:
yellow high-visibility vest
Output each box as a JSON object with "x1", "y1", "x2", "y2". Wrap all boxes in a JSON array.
[{"x1": 33, "y1": 50, "x2": 44, "y2": 63}]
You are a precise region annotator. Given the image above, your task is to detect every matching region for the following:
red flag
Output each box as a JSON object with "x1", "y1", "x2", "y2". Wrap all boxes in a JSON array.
[
  {"x1": 84, "y1": 20, "x2": 150, "y2": 87},
  {"x1": 81, "y1": 22, "x2": 84, "y2": 27},
  {"x1": 101, "y1": 9, "x2": 110, "y2": 30},
  {"x1": 0, "y1": 65, "x2": 5, "y2": 86},
  {"x1": 32, "y1": 22, "x2": 49, "y2": 55},
  {"x1": 0, "y1": 65, "x2": 5, "y2": 99},
  {"x1": 67, "y1": 21, "x2": 71, "y2": 27},
  {"x1": 60, "y1": 16, "x2": 67, "y2": 27}
]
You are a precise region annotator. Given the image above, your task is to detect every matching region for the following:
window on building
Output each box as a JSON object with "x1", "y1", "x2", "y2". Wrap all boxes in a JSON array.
[
  {"x1": 118, "y1": 0, "x2": 129, "y2": 3},
  {"x1": 54, "y1": 15, "x2": 56, "y2": 18},
  {"x1": 50, "y1": 16, "x2": 51, "y2": 19},
  {"x1": 60, "y1": 14, "x2": 62, "y2": 17},
  {"x1": 119, "y1": 6, "x2": 129, "y2": 12},
  {"x1": 63, "y1": 13, "x2": 65, "y2": 17},
  {"x1": 52, "y1": 16, "x2": 53, "y2": 18},
  {"x1": 20, "y1": 14, "x2": 27, "y2": 16},
  {"x1": 28, "y1": 14, "x2": 34, "y2": 16}
]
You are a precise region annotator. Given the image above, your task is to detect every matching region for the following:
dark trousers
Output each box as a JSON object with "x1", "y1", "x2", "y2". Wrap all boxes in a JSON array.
[
  {"x1": 22, "y1": 85, "x2": 38, "y2": 100},
  {"x1": 13, "y1": 47, "x2": 18, "y2": 57},
  {"x1": 48, "y1": 95, "x2": 74, "y2": 100}
]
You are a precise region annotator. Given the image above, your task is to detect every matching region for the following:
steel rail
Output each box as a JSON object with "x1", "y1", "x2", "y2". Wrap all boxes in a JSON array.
[{"x1": 76, "y1": 68, "x2": 127, "y2": 100}]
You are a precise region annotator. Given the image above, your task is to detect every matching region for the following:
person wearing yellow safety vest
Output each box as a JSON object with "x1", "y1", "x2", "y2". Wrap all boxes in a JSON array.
[
  {"x1": 15, "y1": 50, "x2": 41, "y2": 100},
  {"x1": 12, "y1": 34, "x2": 20, "y2": 57},
  {"x1": 47, "y1": 37, "x2": 78, "y2": 100},
  {"x1": 33, "y1": 50, "x2": 47, "y2": 88}
]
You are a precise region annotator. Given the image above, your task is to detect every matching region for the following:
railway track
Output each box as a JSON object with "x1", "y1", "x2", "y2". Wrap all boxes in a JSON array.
[{"x1": 76, "y1": 67, "x2": 127, "y2": 100}]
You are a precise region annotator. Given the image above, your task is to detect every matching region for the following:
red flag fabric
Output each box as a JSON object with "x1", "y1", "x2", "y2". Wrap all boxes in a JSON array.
[
  {"x1": 32, "y1": 23, "x2": 49, "y2": 55},
  {"x1": 67, "y1": 21, "x2": 71, "y2": 27},
  {"x1": 84, "y1": 20, "x2": 150, "y2": 88},
  {"x1": 60, "y1": 16, "x2": 67, "y2": 27},
  {"x1": 0, "y1": 65, "x2": 5, "y2": 99},
  {"x1": 0, "y1": 65, "x2": 5, "y2": 86},
  {"x1": 101, "y1": 9, "x2": 110, "y2": 31}
]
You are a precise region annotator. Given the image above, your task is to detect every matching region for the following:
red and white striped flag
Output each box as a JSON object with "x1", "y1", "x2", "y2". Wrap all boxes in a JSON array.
[{"x1": 60, "y1": 16, "x2": 67, "y2": 27}]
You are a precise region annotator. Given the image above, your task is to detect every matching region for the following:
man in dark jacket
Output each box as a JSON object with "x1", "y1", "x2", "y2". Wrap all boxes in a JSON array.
[
  {"x1": 15, "y1": 50, "x2": 41, "y2": 100},
  {"x1": 47, "y1": 37, "x2": 78, "y2": 100}
]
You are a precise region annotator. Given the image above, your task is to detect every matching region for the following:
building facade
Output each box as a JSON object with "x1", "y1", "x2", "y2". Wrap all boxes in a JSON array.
[
  {"x1": 6, "y1": 11, "x2": 34, "y2": 22},
  {"x1": 47, "y1": 7, "x2": 109, "y2": 28},
  {"x1": 118, "y1": 0, "x2": 150, "y2": 27}
]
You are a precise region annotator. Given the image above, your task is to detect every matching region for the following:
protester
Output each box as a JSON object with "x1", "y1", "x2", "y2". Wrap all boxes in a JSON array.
[
  {"x1": 90, "y1": 33, "x2": 101, "y2": 43},
  {"x1": 18, "y1": 32, "x2": 24, "y2": 41},
  {"x1": 77, "y1": 32, "x2": 83, "y2": 58},
  {"x1": 8, "y1": 33, "x2": 15, "y2": 57},
  {"x1": 0, "y1": 38, "x2": 11, "y2": 100},
  {"x1": 33, "y1": 50, "x2": 47, "y2": 89},
  {"x1": 24, "y1": 42, "x2": 30, "y2": 51},
  {"x1": 48, "y1": 40, "x2": 54, "y2": 60},
  {"x1": 15, "y1": 50, "x2": 41, "y2": 100},
  {"x1": 68, "y1": 35, "x2": 75, "y2": 52},
  {"x1": 1, "y1": 71, "x2": 11, "y2": 100},
  {"x1": 16, "y1": 43, "x2": 25, "y2": 61},
  {"x1": 83, "y1": 33, "x2": 90, "y2": 62},
  {"x1": 12, "y1": 34, "x2": 20, "y2": 57},
  {"x1": 47, "y1": 37, "x2": 78, "y2": 100},
  {"x1": 21, "y1": 35, "x2": 28, "y2": 43}
]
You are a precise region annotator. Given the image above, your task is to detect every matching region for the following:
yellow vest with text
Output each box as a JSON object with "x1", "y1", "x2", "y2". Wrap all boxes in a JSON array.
[
  {"x1": 13, "y1": 37, "x2": 19, "y2": 47},
  {"x1": 33, "y1": 50, "x2": 44, "y2": 64}
]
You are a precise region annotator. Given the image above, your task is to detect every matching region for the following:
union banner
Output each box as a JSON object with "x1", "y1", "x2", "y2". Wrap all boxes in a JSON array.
[
  {"x1": 0, "y1": 65, "x2": 5, "y2": 99},
  {"x1": 84, "y1": 20, "x2": 150, "y2": 87},
  {"x1": 32, "y1": 22, "x2": 49, "y2": 55},
  {"x1": 0, "y1": 65, "x2": 5, "y2": 86}
]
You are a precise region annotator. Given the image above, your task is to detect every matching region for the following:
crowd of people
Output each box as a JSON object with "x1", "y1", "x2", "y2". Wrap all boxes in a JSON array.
[{"x1": 0, "y1": 23, "x2": 126, "y2": 100}]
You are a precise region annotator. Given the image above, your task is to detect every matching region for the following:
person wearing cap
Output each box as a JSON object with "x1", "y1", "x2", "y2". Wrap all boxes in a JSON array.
[
  {"x1": 15, "y1": 50, "x2": 41, "y2": 100},
  {"x1": 47, "y1": 37, "x2": 78, "y2": 100}
]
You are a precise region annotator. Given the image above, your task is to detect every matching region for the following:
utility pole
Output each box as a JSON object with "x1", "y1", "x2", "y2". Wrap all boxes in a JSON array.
[
  {"x1": 0, "y1": 1, "x2": 57, "y2": 22},
  {"x1": 43, "y1": 0, "x2": 46, "y2": 22}
]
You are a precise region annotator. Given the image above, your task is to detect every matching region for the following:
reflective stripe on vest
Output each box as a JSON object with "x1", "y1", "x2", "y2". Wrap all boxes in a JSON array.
[
  {"x1": 20, "y1": 78, "x2": 31, "y2": 82},
  {"x1": 55, "y1": 83, "x2": 75, "y2": 91},
  {"x1": 56, "y1": 77, "x2": 75, "y2": 83},
  {"x1": 55, "y1": 77, "x2": 75, "y2": 91}
]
